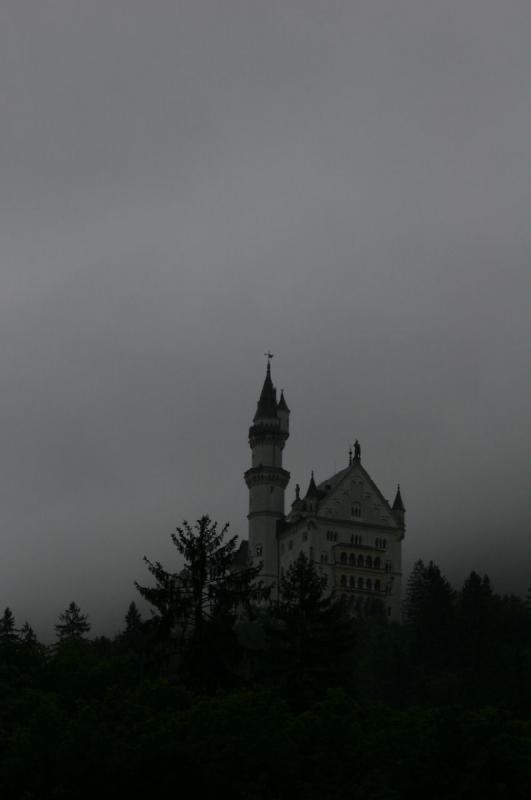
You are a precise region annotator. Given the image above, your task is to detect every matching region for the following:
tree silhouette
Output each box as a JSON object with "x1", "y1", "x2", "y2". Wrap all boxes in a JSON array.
[
  {"x1": 136, "y1": 515, "x2": 262, "y2": 691},
  {"x1": 124, "y1": 601, "x2": 143, "y2": 634},
  {"x1": 55, "y1": 602, "x2": 90, "y2": 641},
  {"x1": 265, "y1": 552, "x2": 356, "y2": 706},
  {"x1": 0, "y1": 607, "x2": 18, "y2": 644}
]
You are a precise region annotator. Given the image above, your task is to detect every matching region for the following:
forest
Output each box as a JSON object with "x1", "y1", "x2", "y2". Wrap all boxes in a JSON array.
[{"x1": 0, "y1": 516, "x2": 530, "y2": 799}]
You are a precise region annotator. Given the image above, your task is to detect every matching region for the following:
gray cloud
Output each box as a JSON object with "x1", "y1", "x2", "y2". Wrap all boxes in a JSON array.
[{"x1": 0, "y1": 1, "x2": 529, "y2": 637}]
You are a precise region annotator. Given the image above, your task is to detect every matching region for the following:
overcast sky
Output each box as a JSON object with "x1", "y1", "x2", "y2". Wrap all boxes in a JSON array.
[{"x1": 0, "y1": 1, "x2": 529, "y2": 638}]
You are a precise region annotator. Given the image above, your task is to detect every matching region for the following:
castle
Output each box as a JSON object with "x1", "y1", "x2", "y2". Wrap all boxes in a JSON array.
[{"x1": 244, "y1": 359, "x2": 405, "y2": 620}]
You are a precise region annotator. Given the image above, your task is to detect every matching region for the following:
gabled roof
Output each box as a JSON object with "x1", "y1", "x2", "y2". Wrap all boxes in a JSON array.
[{"x1": 315, "y1": 460, "x2": 399, "y2": 526}]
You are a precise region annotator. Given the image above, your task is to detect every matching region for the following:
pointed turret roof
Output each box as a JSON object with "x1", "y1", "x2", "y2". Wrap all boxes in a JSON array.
[
  {"x1": 305, "y1": 470, "x2": 320, "y2": 499},
  {"x1": 392, "y1": 484, "x2": 405, "y2": 512},
  {"x1": 277, "y1": 389, "x2": 290, "y2": 413},
  {"x1": 253, "y1": 362, "x2": 278, "y2": 421}
]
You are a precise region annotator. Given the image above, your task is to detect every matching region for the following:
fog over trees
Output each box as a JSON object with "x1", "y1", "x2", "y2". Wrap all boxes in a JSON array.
[{"x1": 1, "y1": 517, "x2": 530, "y2": 797}]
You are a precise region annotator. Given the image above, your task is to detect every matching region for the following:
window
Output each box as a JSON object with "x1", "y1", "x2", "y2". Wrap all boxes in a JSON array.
[
  {"x1": 365, "y1": 556, "x2": 372, "y2": 568},
  {"x1": 349, "y1": 553, "x2": 356, "y2": 565},
  {"x1": 256, "y1": 544, "x2": 263, "y2": 557},
  {"x1": 375, "y1": 580, "x2": 381, "y2": 592},
  {"x1": 374, "y1": 557, "x2": 381, "y2": 569},
  {"x1": 357, "y1": 577, "x2": 364, "y2": 589},
  {"x1": 320, "y1": 553, "x2": 328, "y2": 565},
  {"x1": 352, "y1": 502, "x2": 361, "y2": 518},
  {"x1": 366, "y1": 579, "x2": 372, "y2": 591},
  {"x1": 357, "y1": 555, "x2": 364, "y2": 567},
  {"x1": 340, "y1": 575, "x2": 347, "y2": 587},
  {"x1": 349, "y1": 575, "x2": 355, "y2": 588},
  {"x1": 340, "y1": 552, "x2": 347, "y2": 564}
]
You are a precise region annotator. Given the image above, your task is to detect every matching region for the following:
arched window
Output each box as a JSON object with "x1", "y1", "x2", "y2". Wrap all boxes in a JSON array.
[
  {"x1": 340, "y1": 552, "x2": 347, "y2": 564},
  {"x1": 375, "y1": 580, "x2": 381, "y2": 592},
  {"x1": 340, "y1": 574, "x2": 347, "y2": 587},
  {"x1": 374, "y1": 557, "x2": 381, "y2": 569},
  {"x1": 357, "y1": 555, "x2": 364, "y2": 567},
  {"x1": 366, "y1": 578, "x2": 372, "y2": 591},
  {"x1": 358, "y1": 577, "x2": 363, "y2": 589},
  {"x1": 349, "y1": 575, "x2": 355, "y2": 588},
  {"x1": 376, "y1": 538, "x2": 380, "y2": 549},
  {"x1": 349, "y1": 553, "x2": 356, "y2": 565},
  {"x1": 365, "y1": 556, "x2": 372, "y2": 568},
  {"x1": 352, "y1": 502, "x2": 361, "y2": 518}
]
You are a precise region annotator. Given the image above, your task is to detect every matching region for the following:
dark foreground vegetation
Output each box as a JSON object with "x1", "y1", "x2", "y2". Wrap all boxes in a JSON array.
[{"x1": 1, "y1": 517, "x2": 530, "y2": 799}]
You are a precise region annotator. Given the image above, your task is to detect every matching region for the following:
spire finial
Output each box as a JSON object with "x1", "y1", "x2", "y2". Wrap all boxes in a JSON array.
[
  {"x1": 392, "y1": 483, "x2": 405, "y2": 512},
  {"x1": 264, "y1": 351, "x2": 274, "y2": 373},
  {"x1": 353, "y1": 439, "x2": 361, "y2": 462}
]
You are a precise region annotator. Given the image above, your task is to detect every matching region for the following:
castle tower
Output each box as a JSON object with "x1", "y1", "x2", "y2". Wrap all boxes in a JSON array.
[{"x1": 244, "y1": 360, "x2": 290, "y2": 593}]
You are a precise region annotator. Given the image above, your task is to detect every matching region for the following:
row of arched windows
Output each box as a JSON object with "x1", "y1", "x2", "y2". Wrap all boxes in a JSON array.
[
  {"x1": 339, "y1": 553, "x2": 382, "y2": 569},
  {"x1": 339, "y1": 575, "x2": 382, "y2": 592},
  {"x1": 375, "y1": 538, "x2": 387, "y2": 549}
]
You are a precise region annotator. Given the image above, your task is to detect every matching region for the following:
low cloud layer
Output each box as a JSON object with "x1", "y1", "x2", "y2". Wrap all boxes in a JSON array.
[{"x1": 0, "y1": 1, "x2": 529, "y2": 637}]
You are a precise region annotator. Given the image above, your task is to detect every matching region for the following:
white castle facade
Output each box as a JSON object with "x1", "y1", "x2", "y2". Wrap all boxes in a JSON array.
[{"x1": 244, "y1": 361, "x2": 405, "y2": 621}]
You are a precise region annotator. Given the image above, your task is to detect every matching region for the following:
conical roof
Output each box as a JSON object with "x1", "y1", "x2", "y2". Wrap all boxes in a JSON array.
[
  {"x1": 253, "y1": 362, "x2": 278, "y2": 421},
  {"x1": 392, "y1": 484, "x2": 405, "y2": 512},
  {"x1": 305, "y1": 471, "x2": 320, "y2": 499},
  {"x1": 277, "y1": 390, "x2": 290, "y2": 412}
]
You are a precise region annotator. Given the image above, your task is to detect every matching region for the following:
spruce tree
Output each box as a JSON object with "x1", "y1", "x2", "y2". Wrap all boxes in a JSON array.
[
  {"x1": 136, "y1": 515, "x2": 262, "y2": 691},
  {"x1": 265, "y1": 552, "x2": 356, "y2": 705},
  {"x1": 124, "y1": 601, "x2": 143, "y2": 634},
  {"x1": 0, "y1": 607, "x2": 18, "y2": 644},
  {"x1": 403, "y1": 560, "x2": 455, "y2": 670},
  {"x1": 55, "y1": 602, "x2": 90, "y2": 641}
]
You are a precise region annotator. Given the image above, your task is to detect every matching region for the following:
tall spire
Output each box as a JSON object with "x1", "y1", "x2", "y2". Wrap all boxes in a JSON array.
[
  {"x1": 392, "y1": 484, "x2": 405, "y2": 512},
  {"x1": 305, "y1": 470, "x2": 320, "y2": 499},
  {"x1": 277, "y1": 389, "x2": 289, "y2": 412},
  {"x1": 253, "y1": 361, "x2": 278, "y2": 421}
]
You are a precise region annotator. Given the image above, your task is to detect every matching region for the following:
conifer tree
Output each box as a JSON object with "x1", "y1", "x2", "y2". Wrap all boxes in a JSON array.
[
  {"x1": 265, "y1": 552, "x2": 356, "y2": 705},
  {"x1": 403, "y1": 560, "x2": 455, "y2": 669},
  {"x1": 19, "y1": 621, "x2": 38, "y2": 645},
  {"x1": 124, "y1": 601, "x2": 143, "y2": 634},
  {"x1": 0, "y1": 607, "x2": 18, "y2": 644},
  {"x1": 136, "y1": 515, "x2": 262, "y2": 691},
  {"x1": 55, "y1": 602, "x2": 90, "y2": 641}
]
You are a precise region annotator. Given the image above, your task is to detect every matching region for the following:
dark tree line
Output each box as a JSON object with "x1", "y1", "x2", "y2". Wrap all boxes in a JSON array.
[{"x1": 0, "y1": 516, "x2": 530, "y2": 799}]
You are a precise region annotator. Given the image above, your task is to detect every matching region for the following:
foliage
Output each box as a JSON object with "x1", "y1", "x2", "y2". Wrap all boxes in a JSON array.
[
  {"x1": 263, "y1": 553, "x2": 357, "y2": 707},
  {"x1": 55, "y1": 601, "x2": 91, "y2": 641},
  {"x1": 0, "y1": 607, "x2": 18, "y2": 644},
  {"x1": 135, "y1": 515, "x2": 263, "y2": 691},
  {"x1": 0, "y1": 532, "x2": 530, "y2": 798}
]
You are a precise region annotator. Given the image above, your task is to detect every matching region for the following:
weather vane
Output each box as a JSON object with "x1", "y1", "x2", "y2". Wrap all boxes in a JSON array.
[{"x1": 264, "y1": 351, "x2": 274, "y2": 365}]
